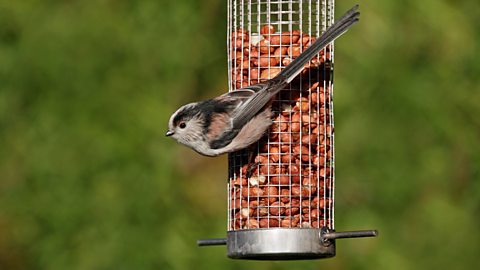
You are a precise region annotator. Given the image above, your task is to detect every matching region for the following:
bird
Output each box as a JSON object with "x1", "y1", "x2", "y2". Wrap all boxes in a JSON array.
[{"x1": 166, "y1": 5, "x2": 360, "y2": 157}]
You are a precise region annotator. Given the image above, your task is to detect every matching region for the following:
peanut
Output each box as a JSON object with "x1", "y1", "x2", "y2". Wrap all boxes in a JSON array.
[
  {"x1": 282, "y1": 57, "x2": 292, "y2": 66},
  {"x1": 270, "y1": 175, "x2": 289, "y2": 185},
  {"x1": 260, "y1": 67, "x2": 282, "y2": 80},
  {"x1": 231, "y1": 177, "x2": 247, "y2": 186},
  {"x1": 291, "y1": 113, "x2": 301, "y2": 132},
  {"x1": 249, "y1": 175, "x2": 266, "y2": 186},
  {"x1": 240, "y1": 208, "x2": 253, "y2": 218},
  {"x1": 268, "y1": 31, "x2": 300, "y2": 45},
  {"x1": 301, "y1": 134, "x2": 318, "y2": 144},
  {"x1": 288, "y1": 45, "x2": 302, "y2": 58},
  {"x1": 254, "y1": 155, "x2": 269, "y2": 164},
  {"x1": 269, "y1": 201, "x2": 285, "y2": 215},
  {"x1": 273, "y1": 46, "x2": 288, "y2": 62},
  {"x1": 241, "y1": 187, "x2": 264, "y2": 197},
  {"x1": 265, "y1": 186, "x2": 279, "y2": 203},
  {"x1": 258, "y1": 39, "x2": 274, "y2": 54},
  {"x1": 295, "y1": 97, "x2": 310, "y2": 112},
  {"x1": 246, "y1": 219, "x2": 260, "y2": 229},
  {"x1": 280, "y1": 189, "x2": 290, "y2": 203},
  {"x1": 254, "y1": 55, "x2": 279, "y2": 67},
  {"x1": 269, "y1": 146, "x2": 280, "y2": 162},
  {"x1": 260, "y1": 25, "x2": 276, "y2": 35}
]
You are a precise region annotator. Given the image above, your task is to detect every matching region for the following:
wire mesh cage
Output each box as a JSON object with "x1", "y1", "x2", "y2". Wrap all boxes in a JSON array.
[
  {"x1": 198, "y1": 0, "x2": 376, "y2": 260},
  {"x1": 227, "y1": 0, "x2": 335, "y2": 259}
]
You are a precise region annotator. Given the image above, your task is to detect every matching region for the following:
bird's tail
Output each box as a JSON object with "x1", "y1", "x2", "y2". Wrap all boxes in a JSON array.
[{"x1": 275, "y1": 4, "x2": 360, "y2": 84}]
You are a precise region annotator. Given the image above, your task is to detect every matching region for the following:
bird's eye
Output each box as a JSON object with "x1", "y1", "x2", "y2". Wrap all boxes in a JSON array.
[{"x1": 179, "y1": 122, "x2": 186, "y2": 129}]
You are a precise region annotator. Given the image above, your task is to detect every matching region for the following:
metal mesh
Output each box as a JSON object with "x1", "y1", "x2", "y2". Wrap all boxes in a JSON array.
[{"x1": 227, "y1": 0, "x2": 335, "y2": 231}]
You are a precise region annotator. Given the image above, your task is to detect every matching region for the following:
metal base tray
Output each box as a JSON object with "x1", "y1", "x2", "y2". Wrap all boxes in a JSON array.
[{"x1": 227, "y1": 228, "x2": 335, "y2": 260}]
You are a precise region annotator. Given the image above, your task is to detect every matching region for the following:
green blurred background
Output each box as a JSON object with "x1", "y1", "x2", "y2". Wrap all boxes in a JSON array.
[{"x1": 1, "y1": 0, "x2": 479, "y2": 269}]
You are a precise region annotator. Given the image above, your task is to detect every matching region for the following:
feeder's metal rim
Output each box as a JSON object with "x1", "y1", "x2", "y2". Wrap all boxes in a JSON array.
[{"x1": 226, "y1": 228, "x2": 336, "y2": 260}]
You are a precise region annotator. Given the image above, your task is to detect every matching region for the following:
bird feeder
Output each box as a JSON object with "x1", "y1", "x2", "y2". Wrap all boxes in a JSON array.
[{"x1": 198, "y1": 0, "x2": 377, "y2": 260}]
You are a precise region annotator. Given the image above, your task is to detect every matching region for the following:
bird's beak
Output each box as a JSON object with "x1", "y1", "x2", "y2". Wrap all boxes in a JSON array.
[{"x1": 165, "y1": 130, "x2": 174, "y2": 137}]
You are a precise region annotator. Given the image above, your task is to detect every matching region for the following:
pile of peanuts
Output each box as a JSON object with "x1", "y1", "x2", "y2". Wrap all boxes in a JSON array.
[
  {"x1": 230, "y1": 25, "x2": 331, "y2": 89},
  {"x1": 228, "y1": 25, "x2": 334, "y2": 230}
]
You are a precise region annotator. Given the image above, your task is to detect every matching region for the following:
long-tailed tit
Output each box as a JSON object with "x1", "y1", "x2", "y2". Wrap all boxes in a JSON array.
[{"x1": 166, "y1": 5, "x2": 360, "y2": 156}]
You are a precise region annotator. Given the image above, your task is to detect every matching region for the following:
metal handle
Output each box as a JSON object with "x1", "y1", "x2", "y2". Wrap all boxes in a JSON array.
[
  {"x1": 197, "y1": 238, "x2": 227, "y2": 246},
  {"x1": 322, "y1": 229, "x2": 378, "y2": 240}
]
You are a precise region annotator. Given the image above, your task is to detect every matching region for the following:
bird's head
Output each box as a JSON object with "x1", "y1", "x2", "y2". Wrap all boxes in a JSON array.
[{"x1": 166, "y1": 103, "x2": 205, "y2": 147}]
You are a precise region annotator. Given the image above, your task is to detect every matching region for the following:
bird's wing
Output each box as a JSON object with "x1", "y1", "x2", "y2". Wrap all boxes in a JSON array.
[
  {"x1": 229, "y1": 79, "x2": 286, "y2": 131},
  {"x1": 209, "y1": 84, "x2": 271, "y2": 150}
]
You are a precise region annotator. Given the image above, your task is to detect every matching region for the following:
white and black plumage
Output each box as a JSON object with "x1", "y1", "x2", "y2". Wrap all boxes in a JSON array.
[{"x1": 166, "y1": 5, "x2": 360, "y2": 156}]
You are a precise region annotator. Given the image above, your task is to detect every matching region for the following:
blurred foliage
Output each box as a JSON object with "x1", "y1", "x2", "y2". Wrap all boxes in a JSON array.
[{"x1": 0, "y1": 0, "x2": 479, "y2": 269}]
